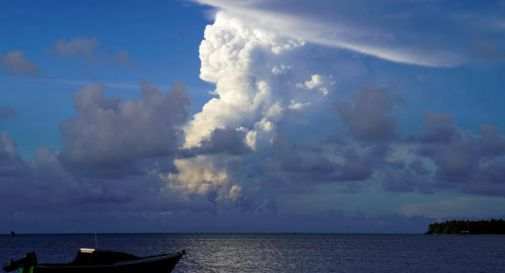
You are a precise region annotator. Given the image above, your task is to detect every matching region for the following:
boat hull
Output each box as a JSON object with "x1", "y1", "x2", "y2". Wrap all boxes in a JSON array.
[{"x1": 32, "y1": 253, "x2": 183, "y2": 273}]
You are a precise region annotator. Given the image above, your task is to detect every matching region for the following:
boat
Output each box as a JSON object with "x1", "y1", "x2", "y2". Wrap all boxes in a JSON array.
[{"x1": 3, "y1": 248, "x2": 185, "y2": 273}]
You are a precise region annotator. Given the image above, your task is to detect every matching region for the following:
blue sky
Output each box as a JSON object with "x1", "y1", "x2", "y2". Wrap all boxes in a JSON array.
[
  {"x1": 1, "y1": 0, "x2": 505, "y2": 233},
  {"x1": 1, "y1": 0, "x2": 213, "y2": 157}
]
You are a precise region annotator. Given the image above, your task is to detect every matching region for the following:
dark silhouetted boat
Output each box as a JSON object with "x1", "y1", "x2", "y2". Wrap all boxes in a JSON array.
[{"x1": 3, "y1": 248, "x2": 184, "y2": 273}]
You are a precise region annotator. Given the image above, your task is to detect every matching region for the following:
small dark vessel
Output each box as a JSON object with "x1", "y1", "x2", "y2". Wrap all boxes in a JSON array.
[
  {"x1": 3, "y1": 248, "x2": 184, "y2": 273},
  {"x1": 10, "y1": 231, "x2": 15, "y2": 237}
]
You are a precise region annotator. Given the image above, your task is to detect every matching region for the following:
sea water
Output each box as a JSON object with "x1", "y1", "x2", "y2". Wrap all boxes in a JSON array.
[{"x1": 1, "y1": 234, "x2": 504, "y2": 273}]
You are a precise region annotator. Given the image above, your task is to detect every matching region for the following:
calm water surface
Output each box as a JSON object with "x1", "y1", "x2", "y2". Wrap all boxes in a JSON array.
[{"x1": 1, "y1": 234, "x2": 504, "y2": 273}]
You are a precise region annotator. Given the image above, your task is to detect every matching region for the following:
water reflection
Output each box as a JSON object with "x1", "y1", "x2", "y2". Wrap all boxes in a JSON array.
[{"x1": 1, "y1": 234, "x2": 504, "y2": 273}]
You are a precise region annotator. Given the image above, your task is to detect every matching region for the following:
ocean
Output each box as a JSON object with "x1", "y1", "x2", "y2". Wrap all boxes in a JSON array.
[{"x1": 1, "y1": 233, "x2": 504, "y2": 273}]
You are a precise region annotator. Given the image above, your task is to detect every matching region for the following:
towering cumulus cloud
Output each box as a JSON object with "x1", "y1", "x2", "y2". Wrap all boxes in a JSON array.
[
  {"x1": 184, "y1": 12, "x2": 332, "y2": 149},
  {"x1": 172, "y1": 11, "x2": 340, "y2": 205},
  {"x1": 174, "y1": 1, "x2": 505, "y2": 212}
]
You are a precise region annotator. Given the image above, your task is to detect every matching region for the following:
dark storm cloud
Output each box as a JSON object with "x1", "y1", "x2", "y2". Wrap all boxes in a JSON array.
[
  {"x1": 189, "y1": 127, "x2": 252, "y2": 156},
  {"x1": 60, "y1": 81, "x2": 190, "y2": 176},
  {"x1": 0, "y1": 106, "x2": 17, "y2": 119},
  {"x1": 335, "y1": 144, "x2": 390, "y2": 182},
  {"x1": 0, "y1": 134, "x2": 76, "y2": 209},
  {"x1": 277, "y1": 141, "x2": 337, "y2": 175},
  {"x1": 379, "y1": 162, "x2": 434, "y2": 194},
  {"x1": 0, "y1": 132, "x2": 164, "y2": 209},
  {"x1": 414, "y1": 113, "x2": 477, "y2": 182},
  {"x1": 337, "y1": 87, "x2": 400, "y2": 143},
  {"x1": 409, "y1": 159, "x2": 430, "y2": 176},
  {"x1": 268, "y1": 137, "x2": 391, "y2": 194}
]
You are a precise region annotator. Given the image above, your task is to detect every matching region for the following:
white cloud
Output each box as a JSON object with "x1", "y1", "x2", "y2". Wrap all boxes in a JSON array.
[
  {"x1": 184, "y1": 11, "x2": 335, "y2": 149},
  {"x1": 297, "y1": 74, "x2": 332, "y2": 95},
  {"x1": 166, "y1": 155, "x2": 240, "y2": 204},
  {"x1": 195, "y1": 0, "x2": 505, "y2": 67},
  {"x1": 176, "y1": 10, "x2": 361, "y2": 204}
]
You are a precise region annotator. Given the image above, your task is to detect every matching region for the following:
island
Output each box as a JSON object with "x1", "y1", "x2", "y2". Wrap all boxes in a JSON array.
[{"x1": 425, "y1": 219, "x2": 505, "y2": 234}]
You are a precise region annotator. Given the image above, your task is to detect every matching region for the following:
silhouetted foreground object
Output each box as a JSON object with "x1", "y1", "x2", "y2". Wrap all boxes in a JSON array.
[
  {"x1": 426, "y1": 219, "x2": 505, "y2": 234},
  {"x1": 2, "y1": 248, "x2": 185, "y2": 273},
  {"x1": 10, "y1": 231, "x2": 15, "y2": 236}
]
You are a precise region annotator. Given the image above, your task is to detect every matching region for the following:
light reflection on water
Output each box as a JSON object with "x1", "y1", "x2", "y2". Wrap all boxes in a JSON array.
[{"x1": 1, "y1": 234, "x2": 504, "y2": 273}]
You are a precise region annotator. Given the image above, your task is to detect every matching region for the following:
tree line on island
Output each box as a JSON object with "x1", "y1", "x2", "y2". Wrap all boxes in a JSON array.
[{"x1": 426, "y1": 219, "x2": 505, "y2": 234}]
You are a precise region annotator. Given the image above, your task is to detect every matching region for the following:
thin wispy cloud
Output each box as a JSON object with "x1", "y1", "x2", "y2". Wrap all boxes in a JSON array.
[
  {"x1": 54, "y1": 37, "x2": 99, "y2": 59},
  {"x1": 52, "y1": 37, "x2": 137, "y2": 67}
]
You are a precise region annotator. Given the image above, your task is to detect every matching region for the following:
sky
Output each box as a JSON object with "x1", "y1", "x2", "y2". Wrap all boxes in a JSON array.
[{"x1": 1, "y1": 0, "x2": 505, "y2": 233}]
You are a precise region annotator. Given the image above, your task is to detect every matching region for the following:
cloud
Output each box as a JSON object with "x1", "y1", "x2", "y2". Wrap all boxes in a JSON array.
[
  {"x1": 479, "y1": 124, "x2": 505, "y2": 156},
  {"x1": 390, "y1": 114, "x2": 505, "y2": 197},
  {"x1": 177, "y1": 9, "x2": 505, "y2": 207},
  {"x1": 3, "y1": 1, "x2": 505, "y2": 232},
  {"x1": 419, "y1": 112, "x2": 458, "y2": 143},
  {"x1": 1, "y1": 51, "x2": 40, "y2": 76},
  {"x1": 54, "y1": 37, "x2": 98, "y2": 58},
  {"x1": 0, "y1": 132, "x2": 27, "y2": 179},
  {"x1": 409, "y1": 159, "x2": 430, "y2": 176},
  {"x1": 400, "y1": 197, "x2": 505, "y2": 220},
  {"x1": 115, "y1": 50, "x2": 135, "y2": 67},
  {"x1": 0, "y1": 82, "x2": 234, "y2": 230},
  {"x1": 274, "y1": 138, "x2": 389, "y2": 190},
  {"x1": 167, "y1": 155, "x2": 233, "y2": 197},
  {"x1": 60, "y1": 81, "x2": 190, "y2": 176},
  {"x1": 0, "y1": 80, "x2": 268, "y2": 226},
  {"x1": 195, "y1": 127, "x2": 252, "y2": 155},
  {"x1": 337, "y1": 87, "x2": 400, "y2": 143},
  {"x1": 53, "y1": 38, "x2": 135, "y2": 66},
  {"x1": 196, "y1": 0, "x2": 505, "y2": 67},
  {"x1": 254, "y1": 105, "x2": 505, "y2": 198},
  {"x1": 184, "y1": 11, "x2": 340, "y2": 150},
  {"x1": 0, "y1": 106, "x2": 17, "y2": 119},
  {"x1": 175, "y1": 11, "x2": 369, "y2": 207}
]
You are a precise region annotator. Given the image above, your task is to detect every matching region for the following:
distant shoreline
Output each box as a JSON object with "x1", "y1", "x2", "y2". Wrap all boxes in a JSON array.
[{"x1": 425, "y1": 219, "x2": 505, "y2": 235}]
